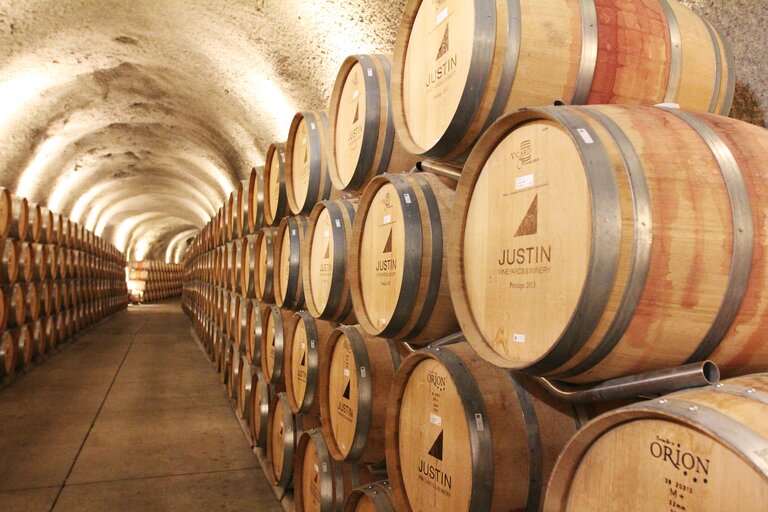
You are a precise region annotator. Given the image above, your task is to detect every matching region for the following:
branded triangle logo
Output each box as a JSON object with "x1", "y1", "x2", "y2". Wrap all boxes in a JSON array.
[
  {"x1": 342, "y1": 379, "x2": 351, "y2": 400},
  {"x1": 382, "y1": 229, "x2": 392, "y2": 254},
  {"x1": 514, "y1": 194, "x2": 538, "y2": 237},
  {"x1": 353, "y1": 102, "x2": 359, "y2": 124},
  {"x1": 324, "y1": 242, "x2": 330, "y2": 259},
  {"x1": 304, "y1": 146, "x2": 309, "y2": 164},
  {"x1": 300, "y1": 350, "x2": 306, "y2": 367},
  {"x1": 436, "y1": 24, "x2": 449, "y2": 60},
  {"x1": 313, "y1": 471, "x2": 318, "y2": 484},
  {"x1": 428, "y1": 430, "x2": 444, "y2": 461}
]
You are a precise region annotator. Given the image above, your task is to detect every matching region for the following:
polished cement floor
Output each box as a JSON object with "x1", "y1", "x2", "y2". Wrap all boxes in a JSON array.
[{"x1": 0, "y1": 300, "x2": 281, "y2": 512}]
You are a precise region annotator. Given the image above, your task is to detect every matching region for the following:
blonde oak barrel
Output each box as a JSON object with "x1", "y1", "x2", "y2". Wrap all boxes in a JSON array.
[
  {"x1": 44, "y1": 315, "x2": 56, "y2": 352},
  {"x1": 386, "y1": 342, "x2": 586, "y2": 512},
  {"x1": 237, "y1": 357, "x2": 252, "y2": 421},
  {"x1": 23, "y1": 282, "x2": 39, "y2": 323},
  {"x1": 448, "y1": 104, "x2": 768, "y2": 383},
  {"x1": 249, "y1": 369, "x2": 271, "y2": 448},
  {"x1": 236, "y1": 179, "x2": 250, "y2": 237},
  {"x1": 227, "y1": 190, "x2": 237, "y2": 242},
  {"x1": 0, "y1": 330, "x2": 15, "y2": 378},
  {"x1": 17, "y1": 242, "x2": 33, "y2": 283},
  {"x1": 6, "y1": 283, "x2": 25, "y2": 328},
  {"x1": 343, "y1": 481, "x2": 395, "y2": 512},
  {"x1": 12, "y1": 325, "x2": 32, "y2": 368},
  {"x1": 241, "y1": 235, "x2": 257, "y2": 298},
  {"x1": 261, "y1": 304, "x2": 295, "y2": 386},
  {"x1": 350, "y1": 172, "x2": 458, "y2": 345},
  {"x1": 245, "y1": 299, "x2": 265, "y2": 366},
  {"x1": 234, "y1": 298, "x2": 248, "y2": 353},
  {"x1": 248, "y1": 166, "x2": 265, "y2": 233},
  {"x1": 38, "y1": 207, "x2": 54, "y2": 245},
  {"x1": 275, "y1": 215, "x2": 309, "y2": 310},
  {"x1": 227, "y1": 346, "x2": 240, "y2": 399},
  {"x1": 230, "y1": 239, "x2": 242, "y2": 293},
  {"x1": 319, "y1": 325, "x2": 400, "y2": 465},
  {"x1": 285, "y1": 311, "x2": 336, "y2": 417},
  {"x1": 303, "y1": 199, "x2": 358, "y2": 323},
  {"x1": 391, "y1": 0, "x2": 736, "y2": 161},
  {"x1": 295, "y1": 428, "x2": 378, "y2": 512},
  {"x1": 328, "y1": 54, "x2": 418, "y2": 192},
  {"x1": 285, "y1": 111, "x2": 333, "y2": 215},
  {"x1": 267, "y1": 392, "x2": 321, "y2": 489},
  {"x1": 1, "y1": 239, "x2": 19, "y2": 284},
  {"x1": 0, "y1": 190, "x2": 28, "y2": 240},
  {"x1": 255, "y1": 227, "x2": 278, "y2": 303},
  {"x1": 264, "y1": 143, "x2": 289, "y2": 226},
  {"x1": 544, "y1": 374, "x2": 768, "y2": 512}
]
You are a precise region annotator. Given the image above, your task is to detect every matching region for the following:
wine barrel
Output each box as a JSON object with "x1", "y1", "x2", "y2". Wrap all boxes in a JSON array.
[
  {"x1": 391, "y1": 0, "x2": 736, "y2": 161},
  {"x1": 285, "y1": 311, "x2": 336, "y2": 416},
  {"x1": 227, "y1": 190, "x2": 238, "y2": 243},
  {"x1": 39, "y1": 281, "x2": 51, "y2": 317},
  {"x1": 544, "y1": 374, "x2": 768, "y2": 512},
  {"x1": 285, "y1": 111, "x2": 332, "y2": 215},
  {"x1": 227, "y1": 346, "x2": 240, "y2": 400},
  {"x1": 275, "y1": 215, "x2": 308, "y2": 310},
  {"x1": 6, "y1": 283, "x2": 25, "y2": 328},
  {"x1": 44, "y1": 315, "x2": 56, "y2": 352},
  {"x1": 234, "y1": 298, "x2": 248, "y2": 353},
  {"x1": 350, "y1": 172, "x2": 458, "y2": 344},
  {"x1": 261, "y1": 305, "x2": 294, "y2": 386},
  {"x1": 303, "y1": 199, "x2": 358, "y2": 323},
  {"x1": 255, "y1": 227, "x2": 278, "y2": 303},
  {"x1": 30, "y1": 244, "x2": 46, "y2": 281},
  {"x1": 328, "y1": 54, "x2": 418, "y2": 192},
  {"x1": 12, "y1": 325, "x2": 32, "y2": 368},
  {"x1": 236, "y1": 179, "x2": 250, "y2": 238},
  {"x1": 246, "y1": 299, "x2": 265, "y2": 366},
  {"x1": 0, "y1": 330, "x2": 15, "y2": 378},
  {"x1": 16, "y1": 242, "x2": 32, "y2": 283},
  {"x1": 0, "y1": 190, "x2": 28, "y2": 240},
  {"x1": 38, "y1": 207, "x2": 54, "y2": 245},
  {"x1": 264, "y1": 143, "x2": 289, "y2": 226},
  {"x1": 449, "y1": 104, "x2": 768, "y2": 383},
  {"x1": 248, "y1": 166, "x2": 265, "y2": 233},
  {"x1": 23, "y1": 282, "x2": 39, "y2": 323},
  {"x1": 295, "y1": 428, "x2": 378, "y2": 512},
  {"x1": 230, "y1": 239, "x2": 242, "y2": 292},
  {"x1": 249, "y1": 369, "x2": 271, "y2": 449},
  {"x1": 1, "y1": 239, "x2": 19, "y2": 284},
  {"x1": 237, "y1": 357, "x2": 252, "y2": 420},
  {"x1": 386, "y1": 342, "x2": 585, "y2": 512},
  {"x1": 319, "y1": 325, "x2": 400, "y2": 464},
  {"x1": 343, "y1": 481, "x2": 395, "y2": 512},
  {"x1": 240, "y1": 235, "x2": 257, "y2": 298},
  {"x1": 31, "y1": 318, "x2": 46, "y2": 359},
  {"x1": 267, "y1": 392, "x2": 320, "y2": 489}
]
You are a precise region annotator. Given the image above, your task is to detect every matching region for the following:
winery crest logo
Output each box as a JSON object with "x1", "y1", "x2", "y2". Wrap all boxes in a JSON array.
[
  {"x1": 426, "y1": 369, "x2": 446, "y2": 391},
  {"x1": 650, "y1": 436, "x2": 711, "y2": 477},
  {"x1": 382, "y1": 192, "x2": 393, "y2": 210},
  {"x1": 511, "y1": 139, "x2": 537, "y2": 169}
]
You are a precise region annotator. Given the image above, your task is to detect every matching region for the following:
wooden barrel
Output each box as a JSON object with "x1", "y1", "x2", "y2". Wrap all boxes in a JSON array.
[
  {"x1": 267, "y1": 392, "x2": 321, "y2": 488},
  {"x1": 246, "y1": 299, "x2": 265, "y2": 366},
  {"x1": 286, "y1": 111, "x2": 333, "y2": 215},
  {"x1": 240, "y1": 235, "x2": 257, "y2": 298},
  {"x1": 295, "y1": 428, "x2": 378, "y2": 512},
  {"x1": 12, "y1": 325, "x2": 32, "y2": 368},
  {"x1": 0, "y1": 330, "x2": 15, "y2": 378},
  {"x1": 248, "y1": 166, "x2": 265, "y2": 233},
  {"x1": 23, "y1": 282, "x2": 39, "y2": 323},
  {"x1": 26, "y1": 203, "x2": 41, "y2": 243},
  {"x1": 227, "y1": 346, "x2": 240, "y2": 399},
  {"x1": 1, "y1": 239, "x2": 19, "y2": 284},
  {"x1": 275, "y1": 215, "x2": 308, "y2": 310},
  {"x1": 303, "y1": 199, "x2": 358, "y2": 323},
  {"x1": 449, "y1": 104, "x2": 768, "y2": 383},
  {"x1": 386, "y1": 342, "x2": 584, "y2": 512},
  {"x1": 30, "y1": 244, "x2": 45, "y2": 281},
  {"x1": 44, "y1": 315, "x2": 56, "y2": 352},
  {"x1": 319, "y1": 325, "x2": 400, "y2": 464},
  {"x1": 544, "y1": 374, "x2": 768, "y2": 512},
  {"x1": 230, "y1": 239, "x2": 242, "y2": 293},
  {"x1": 31, "y1": 318, "x2": 46, "y2": 359},
  {"x1": 6, "y1": 283, "x2": 25, "y2": 328},
  {"x1": 16, "y1": 242, "x2": 32, "y2": 283},
  {"x1": 264, "y1": 143, "x2": 289, "y2": 226},
  {"x1": 343, "y1": 481, "x2": 395, "y2": 512},
  {"x1": 38, "y1": 207, "x2": 54, "y2": 245},
  {"x1": 236, "y1": 179, "x2": 250, "y2": 237},
  {"x1": 350, "y1": 172, "x2": 458, "y2": 344},
  {"x1": 285, "y1": 311, "x2": 336, "y2": 416},
  {"x1": 261, "y1": 305, "x2": 294, "y2": 386},
  {"x1": 255, "y1": 227, "x2": 278, "y2": 303},
  {"x1": 39, "y1": 281, "x2": 51, "y2": 317},
  {"x1": 0, "y1": 190, "x2": 28, "y2": 240},
  {"x1": 249, "y1": 369, "x2": 271, "y2": 448},
  {"x1": 328, "y1": 54, "x2": 418, "y2": 192},
  {"x1": 234, "y1": 298, "x2": 248, "y2": 353},
  {"x1": 237, "y1": 357, "x2": 252, "y2": 420},
  {"x1": 391, "y1": 0, "x2": 736, "y2": 161}
]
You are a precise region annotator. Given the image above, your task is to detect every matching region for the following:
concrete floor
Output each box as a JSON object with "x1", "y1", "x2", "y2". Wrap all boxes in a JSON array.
[{"x1": 0, "y1": 300, "x2": 282, "y2": 512}]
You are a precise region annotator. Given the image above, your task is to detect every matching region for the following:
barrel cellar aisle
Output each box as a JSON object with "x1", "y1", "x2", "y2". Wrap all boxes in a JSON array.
[{"x1": 0, "y1": 300, "x2": 281, "y2": 512}]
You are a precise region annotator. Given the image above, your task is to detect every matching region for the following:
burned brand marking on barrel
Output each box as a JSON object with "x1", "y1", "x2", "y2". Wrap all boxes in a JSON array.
[
  {"x1": 650, "y1": 434, "x2": 711, "y2": 511},
  {"x1": 416, "y1": 366, "x2": 453, "y2": 495}
]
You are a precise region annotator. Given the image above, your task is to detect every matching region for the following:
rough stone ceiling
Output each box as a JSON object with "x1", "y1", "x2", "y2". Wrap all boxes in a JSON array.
[
  {"x1": 0, "y1": 0, "x2": 764, "y2": 262},
  {"x1": 0, "y1": 0, "x2": 406, "y2": 261}
]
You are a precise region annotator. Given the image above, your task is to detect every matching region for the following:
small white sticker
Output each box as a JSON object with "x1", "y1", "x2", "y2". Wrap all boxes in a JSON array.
[
  {"x1": 383, "y1": 214, "x2": 392, "y2": 225},
  {"x1": 323, "y1": 230, "x2": 330, "y2": 238},
  {"x1": 436, "y1": 6, "x2": 448, "y2": 25},
  {"x1": 430, "y1": 413, "x2": 442, "y2": 427},
  {"x1": 380, "y1": 317, "x2": 387, "y2": 326},
  {"x1": 322, "y1": 462, "x2": 328, "y2": 473},
  {"x1": 513, "y1": 333, "x2": 526, "y2": 343},
  {"x1": 335, "y1": 219, "x2": 341, "y2": 228},
  {"x1": 301, "y1": 342, "x2": 305, "y2": 349},
  {"x1": 352, "y1": 90, "x2": 360, "y2": 100},
  {"x1": 314, "y1": 464, "x2": 319, "y2": 472},
  {"x1": 310, "y1": 122, "x2": 316, "y2": 130},
  {"x1": 310, "y1": 340, "x2": 316, "y2": 349},
  {"x1": 302, "y1": 137, "x2": 307, "y2": 145},
  {"x1": 577, "y1": 128, "x2": 594, "y2": 144},
  {"x1": 475, "y1": 413, "x2": 484, "y2": 431},
  {"x1": 343, "y1": 368, "x2": 350, "y2": 377},
  {"x1": 291, "y1": 229, "x2": 296, "y2": 236},
  {"x1": 403, "y1": 193, "x2": 412, "y2": 204},
  {"x1": 367, "y1": 68, "x2": 373, "y2": 77},
  {"x1": 360, "y1": 366, "x2": 366, "y2": 378},
  {"x1": 515, "y1": 174, "x2": 534, "y2": 190}
]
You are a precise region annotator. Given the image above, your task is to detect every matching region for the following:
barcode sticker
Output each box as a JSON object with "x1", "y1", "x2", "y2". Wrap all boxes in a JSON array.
[
  {"x1": 352, "y1": 90, "x2": 359, "y2": 100},
  {"x1": 310, "y1": 122, "x2": 316, "y2": 130},
  {"x1": 291, "y1": 229, "x2": 296, "y2": 236},
  {"x1": 360, "y1": 366, "x2": 366, "y2": 378},
  {"x1": 513, "y1": 334, "x2": 526, "y2": 343},
  {"x1": 383, "y1": 214, "x2": 392, "y2": 225},
  {"x1": 403, "y1": 193, "x2": 412, "y2": 204},
  {"x1": 436, "y1": 7, "x2": 448, "y2": 25},
  {"x1": 515, "y1": 174, "x2": 534, "y2": 190},
  {"x1": 310, "y1": 340, "x2": 315, "y2": 349},
  {"x1": 335, "y1": 219, "x2": 341, "y2": 228},
  {"x1": 343, "y1": 368, "x2": 350, "y2": 377},
  {"x1": 475, "y1": 413, "x2": 485, "y2": 431},
  {"x1": 302, "y1": 137, "x2": 307, "y2": 145},
  {"x1": 577, "y1": 128, "x2": 594, "y2": 144},
  {"x1": 324, "y1": 230, "x2": 330, "y2": 238},
  {"x1": 430, "y1": 413, "x2": 442, "y2": 427},
  {"x1": 367, "y1": 68, "x2": 373, "y2": 77}
]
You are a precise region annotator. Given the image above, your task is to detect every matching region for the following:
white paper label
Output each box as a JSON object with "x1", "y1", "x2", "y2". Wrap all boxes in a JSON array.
[
  {"x1": 515, "y1": 174, "x2": 534, "y2": 190},
  {"x1": 310, "y1": 122, "x2": 316, "y2": 130},
  {"x1": 430, "y1": 413, "x2": 442, "y2": 427},
  {"x1": 383, "y1": 214, "x2": 392, "y2": 225},
  {"x1": 291, "y1": 229, "x2": 296, "y2": 236},
  {"x1": 352, "y1": 90, "x2": 359, "y2": 100},
  {"x1": 367, "y1": 67, "x2": 373, "y2": 77},
  {"x1": 380, "y1": 317, "x2": 387, "y2": 326},
  {"x1": 360, "y1": 366, "x2": 366, "y2": 378},
  {"x1": 302, "y1": 137, "x2": 307, "y2": 146},
  {"x1": 323, "y1": 230, "x2": 330, "y2": 238},
  {"x1": 310, "y1": 340, "x2": 316, "y2": 349},
  {"x1": 403, "y1": 193, "x2": 412, "y2": 204},
  {"x1": 475, "y1": 413, "x2": 485, "y2": 431},
  {"x1": 322, "y1": 462, "x2": 328, "y2": 472},
  {"x1": 343, "y1": 368, "x2": 350, "y2": 377},
  {"x1": 335, "y1": 219, "x2": 341, "y2": 228},
  {"x1": 513, "y1": 333, "x2": 526, "y2": 343},
  {"x1": 436, "y1": 7, "x2": 448, "y2": 25},
  {"x1": 577, "y1": 128, "x2": 594, "y2": 144}
]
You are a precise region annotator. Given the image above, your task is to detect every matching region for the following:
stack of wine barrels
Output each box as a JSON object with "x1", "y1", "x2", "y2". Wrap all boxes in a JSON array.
[
  {"x1": 180, "y1": 1, "x2": 768, "y2": 511},
  {"x1": 0, "y1": 187, "x2": 128, "y2": 385},
  {"x1": 128, "y1": 260, "x2": 184, "y2": 303}
]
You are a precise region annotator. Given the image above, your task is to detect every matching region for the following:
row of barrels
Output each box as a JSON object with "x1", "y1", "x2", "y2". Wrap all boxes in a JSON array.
[
  {"x1": 182, "y1": 289, "x2": 768, "y2": 512},
  {"x1": 1, "y1": 240, "x2": 124, "y2": 284},
  {"x1": 0, "y1": 188, "x2": 124, "y2": 262},
  {"x1": 0, "y1": 297, "x2": 128, "y2": 380},
  {"x1": 128, "y1": 260, "x2": 184, "y2": 303}
]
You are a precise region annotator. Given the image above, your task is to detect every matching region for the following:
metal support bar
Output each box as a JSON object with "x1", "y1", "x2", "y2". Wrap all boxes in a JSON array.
[{"x1": 416, "y1": 160, "x2": 462, "y2": 182}]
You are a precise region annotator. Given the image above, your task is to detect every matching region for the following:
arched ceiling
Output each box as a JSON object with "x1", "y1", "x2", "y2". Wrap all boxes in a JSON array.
[
  {"x1": 0, "y1": 0, "x2": 764, "y2": 262},
  {"x1": 0, "y1": 0, "x2": 406, "y2": 261}
]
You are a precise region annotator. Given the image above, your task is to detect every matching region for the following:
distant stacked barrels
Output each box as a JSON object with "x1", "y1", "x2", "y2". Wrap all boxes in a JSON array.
[
  {"x1": 178, "y1": 1, "x2": 768, "y2": 511},
  {"x1": 128, "y1": 260, "x2": 183, "y2": 302},
  {"x1": 0, "y1": 187, "x2": 128, "y2": 384}
]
